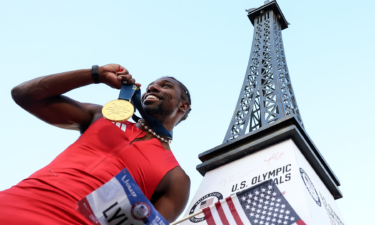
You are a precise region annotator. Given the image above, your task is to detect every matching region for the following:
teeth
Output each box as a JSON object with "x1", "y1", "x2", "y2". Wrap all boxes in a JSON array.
[{"x1": 146, "y1": 95, "x2": 159, "y2": 100}]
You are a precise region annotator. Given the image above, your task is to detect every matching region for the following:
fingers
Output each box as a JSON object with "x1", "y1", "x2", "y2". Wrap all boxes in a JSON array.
[
  {"x1": 111, "y1": 65, "x2": 141, "y2": 87},
  {"x1": 117, "y1": 74, "x2": 132, "y2": 80},
  {"x1": 117, "y1": 74, "x2": 136, "y2": 85},
  {"x1": 116, "y1": 67, "x2": 134, "y2": 84},
  {"x1": 127, "y1": 78, "x2": 136, "y2": 84},
  {"x1": 116, "y1": 66, "x2": 129, "y2": 75},
  {"x1": 102, "y1": 64, "x2": 138, "y2": 89}
]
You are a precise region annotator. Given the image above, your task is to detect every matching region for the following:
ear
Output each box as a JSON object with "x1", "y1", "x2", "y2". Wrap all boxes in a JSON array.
[{"x1": 178, "y1": 101, "x2": 190, "y2": 113}]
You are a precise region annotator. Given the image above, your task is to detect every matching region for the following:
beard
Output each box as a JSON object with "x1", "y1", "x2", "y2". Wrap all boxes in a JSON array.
[{"x1": 143, "y1": 102, "x2": 174, "y2": 118}]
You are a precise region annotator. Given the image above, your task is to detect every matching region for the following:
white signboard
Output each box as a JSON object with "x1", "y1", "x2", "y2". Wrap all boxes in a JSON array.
[{"x1": 182, "y1": 139, "x2": 345, "y2": 225}]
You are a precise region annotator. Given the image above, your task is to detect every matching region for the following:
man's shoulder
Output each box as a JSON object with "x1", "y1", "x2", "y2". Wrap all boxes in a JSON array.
[
  {"x1": 151, "y1": 166, "x2": 190, "y2": 204},
  {"x1": 154, "y1": 167, "x2": 190, "y2": 192},
  {"x1": 164, "y1": 167, "x2": 190, "y2": 190},
  {"x1": 170, "y1": 166, "x2": 190, "y2": 180}
]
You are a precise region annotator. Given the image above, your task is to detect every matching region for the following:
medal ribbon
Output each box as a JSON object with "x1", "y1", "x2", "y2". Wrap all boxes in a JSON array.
[
  {"x1": 118, "y1": 84, "x2": 173, "y2": 139},
  {"x1": 118, "y1": 84, "x2": 137, "y2": 101}
]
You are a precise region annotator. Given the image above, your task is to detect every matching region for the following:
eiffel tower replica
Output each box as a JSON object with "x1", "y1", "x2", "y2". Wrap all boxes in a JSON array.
[
  {"x1": 223, "y1": 0, "x2": 303, "y2": 143},
  {"x1": 181, "y1": 1, "x2": 345, "y2": 224}
]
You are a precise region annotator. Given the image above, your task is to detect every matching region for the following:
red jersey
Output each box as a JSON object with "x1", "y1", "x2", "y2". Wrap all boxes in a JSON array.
[{"x1": 0, "y1": 118, "x2": 180, "y2": 224}]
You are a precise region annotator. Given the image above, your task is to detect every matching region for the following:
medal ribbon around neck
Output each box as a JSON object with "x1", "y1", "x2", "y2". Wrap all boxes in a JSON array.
[{"x1": 103, "y1": 83, "x2": 173, "y2": 139}]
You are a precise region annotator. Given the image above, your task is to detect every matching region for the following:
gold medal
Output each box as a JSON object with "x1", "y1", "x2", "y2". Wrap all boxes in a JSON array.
[
  {"x1": 102, "y1": 99, "x2": 134, "y2": 122},
  {"x1": 103, "y1": 84, "x2": 137, "y2": 122}
]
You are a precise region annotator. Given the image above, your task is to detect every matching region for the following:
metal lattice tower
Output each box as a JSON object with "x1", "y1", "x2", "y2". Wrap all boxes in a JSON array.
[{"x1": 223, "y1": 0, "x2": 304, "y2": 143}]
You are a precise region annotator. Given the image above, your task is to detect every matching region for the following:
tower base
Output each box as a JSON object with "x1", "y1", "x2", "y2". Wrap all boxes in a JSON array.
[{"x1": 182, "y1": 116, "x2": 345, "y2": 225}]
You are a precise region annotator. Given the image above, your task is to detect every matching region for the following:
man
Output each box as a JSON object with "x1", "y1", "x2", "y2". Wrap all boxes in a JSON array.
[{"x1": 0, "y1": 64, "x2": 191, "y2": 224}]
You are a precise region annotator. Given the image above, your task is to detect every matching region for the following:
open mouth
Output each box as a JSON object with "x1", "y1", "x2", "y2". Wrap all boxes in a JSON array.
[
  {"x1": 143, "y1": 94, "x2": 162, "y2": 103},
  {"x1": 145, "y1": 95, "x2": 160, "y2": 100}
]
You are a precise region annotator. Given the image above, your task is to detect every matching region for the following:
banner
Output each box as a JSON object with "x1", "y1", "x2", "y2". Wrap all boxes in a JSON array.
[{"x1": 77, "y1": 168, "x2": 169, "y2": 225}]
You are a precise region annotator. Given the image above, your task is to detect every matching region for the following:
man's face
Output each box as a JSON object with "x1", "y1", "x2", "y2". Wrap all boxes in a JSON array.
[{"x1": 141, "y1": 78, "x2": 182, "y2": 118}]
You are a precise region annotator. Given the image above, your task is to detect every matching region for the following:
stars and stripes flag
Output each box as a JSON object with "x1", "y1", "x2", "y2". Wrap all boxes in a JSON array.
[
  {"x1": 201, "y1": 180, "x2": 306, "y2": 225},
  {"x1": 77, "y1": 168, "x2": 169, "y2": 225}
]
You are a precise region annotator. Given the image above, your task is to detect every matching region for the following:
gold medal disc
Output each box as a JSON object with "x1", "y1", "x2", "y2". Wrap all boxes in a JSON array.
[{"x1": 102, "y1": 99, "x2": 134, "y2": 122}]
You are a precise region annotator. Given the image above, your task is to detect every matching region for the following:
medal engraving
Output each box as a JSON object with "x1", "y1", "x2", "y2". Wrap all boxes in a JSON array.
[{"x1": 102, "y1": 99, "x2": 134, "y2": 122}]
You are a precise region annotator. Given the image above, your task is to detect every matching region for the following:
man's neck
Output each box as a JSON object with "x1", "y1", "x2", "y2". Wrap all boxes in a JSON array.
[
  {"x1": 151, "y1": 115, "x2": 175, "y2": 132},
  {"x1": 135, "y1": 120, "x2": 171, "y2": 150}
]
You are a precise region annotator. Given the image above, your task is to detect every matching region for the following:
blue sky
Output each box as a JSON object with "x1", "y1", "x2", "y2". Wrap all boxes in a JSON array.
[{"x1": 1, "y1": 0, "x2": 374, "y2": 224}]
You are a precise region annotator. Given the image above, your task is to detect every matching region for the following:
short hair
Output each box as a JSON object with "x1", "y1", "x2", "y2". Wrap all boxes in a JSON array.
[{"x1": 165, "y1": 76, "x2": 192, "y2": 125}]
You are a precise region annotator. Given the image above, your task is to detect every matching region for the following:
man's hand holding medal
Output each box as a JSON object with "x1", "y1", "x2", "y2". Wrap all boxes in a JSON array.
[
  {"x1": 99, "y1": 64, "x2": 141, "y2": 122},
  {"x1": 96, "y1": 64, "x2": 141, "y2": 89}
]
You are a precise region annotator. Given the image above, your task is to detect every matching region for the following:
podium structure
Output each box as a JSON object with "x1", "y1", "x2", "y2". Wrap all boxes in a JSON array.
[{"x1": 182, "y1": 1, "x2": 345, "y2": 225}]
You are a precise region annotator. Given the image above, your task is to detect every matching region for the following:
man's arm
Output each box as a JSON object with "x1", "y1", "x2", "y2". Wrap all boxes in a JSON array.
[
  {"x1": 151, "y1": 167, "x2": 191, "y2": 223},
  {"x1": 11, "y1": 64, "x2": 136, "y2": 132}
]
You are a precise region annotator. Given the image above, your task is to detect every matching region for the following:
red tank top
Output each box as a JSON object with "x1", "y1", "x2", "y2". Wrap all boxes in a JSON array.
[{"x1": 0, "y1": 118, "x2": 179, "y2": 225}]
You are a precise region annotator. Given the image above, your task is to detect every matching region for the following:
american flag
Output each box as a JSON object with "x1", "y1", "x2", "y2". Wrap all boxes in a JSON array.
[{"x1": 202, "y1": 180, "x2": 305, "y2": 225}]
